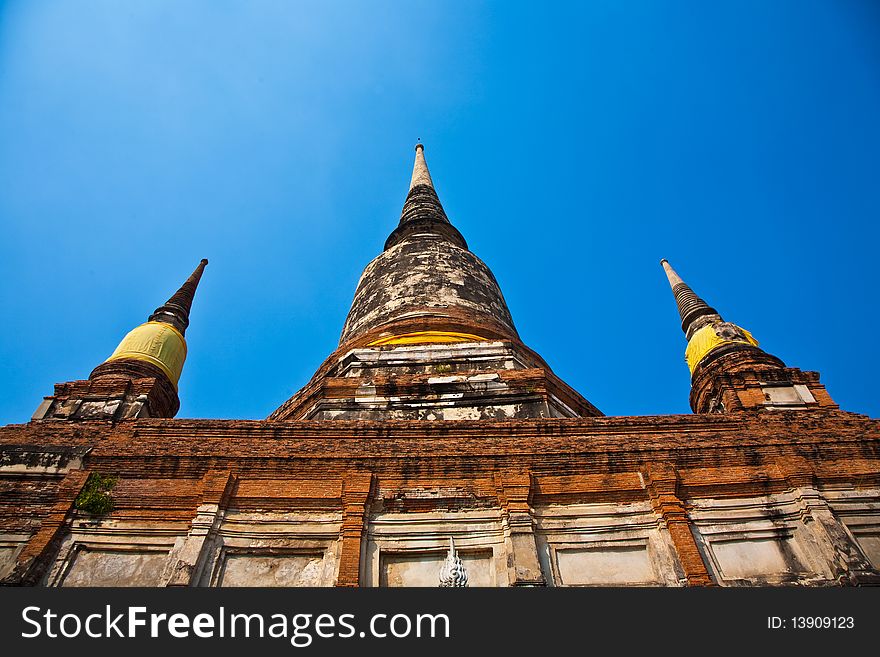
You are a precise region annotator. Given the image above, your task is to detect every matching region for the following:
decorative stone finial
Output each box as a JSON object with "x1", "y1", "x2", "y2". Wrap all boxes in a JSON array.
[{"x1": 439, "y1": 537, "x2": 469, "y2": 587}]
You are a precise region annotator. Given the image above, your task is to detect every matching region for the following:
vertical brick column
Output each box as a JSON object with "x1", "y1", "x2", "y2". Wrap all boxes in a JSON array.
[
  {"x1": 336, "y1": 473, "x2": 374, "y2": 587},
  {"x1": 161, "y1": 470, "x2": 237, "y2": 587},
  {"x1": 8, "y1": 469, "x2": 90, "y2": 585},
  {"x1": 496, "y1": 472, "x2": 545, "y2": 586},
  {"x1": 642, "y1": 466, "x2": 713, "y2": 586}
]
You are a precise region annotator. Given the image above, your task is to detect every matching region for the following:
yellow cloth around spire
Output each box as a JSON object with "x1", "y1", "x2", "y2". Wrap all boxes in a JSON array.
[
  {"x1": 685, "y1": 324, "x2": 758, "y2": 374},
  {"x1": 366, "y1": 331, "x2": 488, "y2": 347},
  {"x1": 104, "y1": 321, "x2": 187, "y2": 386}
]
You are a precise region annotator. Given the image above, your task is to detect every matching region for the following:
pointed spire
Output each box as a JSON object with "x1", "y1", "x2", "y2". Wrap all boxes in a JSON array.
[
  {"x1": 409, "y1": 142, "x2": 434, "y2": 190},
  {"x1": 149, "y1": 259, "x2": 209, "y2": 335},
  {"x1": 398, "y1": 142, "x2": 449, "y2": 226},
  {"x1": 90, "y1": 258, "x2": 209, "y2": 397},
  {"x1": 384, "y1": 143, "x2": 468, "y2": 251},
  {"x1": 660, "y1": 259, "x2": 721, "y2": 339}
]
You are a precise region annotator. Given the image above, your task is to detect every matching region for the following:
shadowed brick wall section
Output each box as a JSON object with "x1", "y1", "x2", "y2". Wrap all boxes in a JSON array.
[{"x1": 7, "y1": 469, "x2": 89, "y2": 585}]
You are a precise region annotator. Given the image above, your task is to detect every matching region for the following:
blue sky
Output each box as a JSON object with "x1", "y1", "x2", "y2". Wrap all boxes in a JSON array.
[{"x1": 1, "y1": 0, "x2": 878, "y2": 423}]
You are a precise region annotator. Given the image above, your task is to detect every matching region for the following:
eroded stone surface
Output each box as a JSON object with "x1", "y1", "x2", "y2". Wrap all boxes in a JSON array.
[
  {"x1": 340, "y1": 234, "x2": 516, "y2": 345},
  {"x1": 60, "y1": 548, "x2": 168, "y2": 587}
]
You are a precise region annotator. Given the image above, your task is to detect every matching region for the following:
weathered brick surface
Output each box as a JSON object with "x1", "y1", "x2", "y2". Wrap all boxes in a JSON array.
[
  {"x1": 643, "y1": 465, "x2": 713, "y2": 585},
  {"x1": 7, "y1": 148, "x2": 874, "y2": 587},
  {"x1": 39, "y1": 362, "x2": 180, "y2": 421},
  {"x1": 271, "y1": 312, "x2": 600, "y2": 421},
  {"x1": 2, "y1": 406, "x2": 878, "y2": 585},
  {"x1": 337, "y1": 473, "x2": 374, "y2": 587},
  {"x1": 5, "y1": 469, "x2": 89, "y2": 585},
  {"x1": 690, "y1": 349, "x2": 836, "y2": 414}
]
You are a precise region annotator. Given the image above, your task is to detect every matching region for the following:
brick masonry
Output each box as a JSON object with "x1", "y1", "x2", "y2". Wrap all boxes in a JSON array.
[{"x1": 2, "y1": 408, "x2": 879, "y2": 585}]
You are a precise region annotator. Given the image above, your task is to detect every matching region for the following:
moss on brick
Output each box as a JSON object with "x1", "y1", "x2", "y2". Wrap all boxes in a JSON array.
[{"x1": 74, "y1": 473, "x2": 117, "y2": 516}]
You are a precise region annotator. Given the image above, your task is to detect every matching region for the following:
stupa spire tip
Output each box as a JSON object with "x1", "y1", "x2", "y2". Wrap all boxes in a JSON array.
[
  {"x1": 409, "y1": 141, "x2": 433, "y2": 190},
  {"x1": 660, "y1": 259, "x2": 720, "y2": 336},
  {"x1": 148, "y1": 258, "x2": 210, "y2": 335}
]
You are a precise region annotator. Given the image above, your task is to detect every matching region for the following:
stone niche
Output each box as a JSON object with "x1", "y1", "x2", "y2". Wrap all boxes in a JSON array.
[
  {"x1": 688, "y1": 492, "x2": 834, "y2": 585},
  {"x1": 60, "y1": 546, "x2": 169, "y2": 587},
  {"x1": 380, "y1": 549, "x2": 494, "y2": 587},
  {"x1": 215, "y1": 550, "x2": 327, "y2": 587},
  {"x1": 709, "y1": 537, "x2": 807, "y2": 580},
  {"x1": 364, "y1": 509, "x2": 508, "y2": 587},
  {"x1": 554, "y1": 543, "x2": 656, "y2": 586},
  {"x1": 534, "y1": 501, "x2": 685, "y2": 587},
  {"x1": 824, "y1": 487, "x2": 880, "y2": 570},
  {"x1": 42, "y1": 517, "x2": 188, "y2": 587},
  {"x1": 198, "y1": 510, "x2": 343, "y2": 587}
]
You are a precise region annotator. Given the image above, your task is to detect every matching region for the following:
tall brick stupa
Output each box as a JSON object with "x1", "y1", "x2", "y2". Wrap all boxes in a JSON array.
[
  {"x1": 271, "y1": 143, "x2": 599, "y2": 423},
  {"x1": 1, "y1": 145, "x2": 878, "y2": 587}
]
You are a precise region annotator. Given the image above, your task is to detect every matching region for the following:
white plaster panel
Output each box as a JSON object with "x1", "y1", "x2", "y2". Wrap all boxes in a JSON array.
[
  {"x1": 202, "y1": 511, "x2": 342, "y2": 587},
  {"x1": 711, "y1": 538, "x2": 805, "y2": 580},
  {"x1": 532, "y1": 502, "x2": 684, "y2": 586},
  {"x1": 822, "y1": 487, "x2": 880, "y2": 570},
  {"x1": 689, "y1": 491, "x2": 837, "y2": 584},
  {"x1": 61, "y1": 548, "x2": 168, "y2": 587},
  {"x1": 762, "y1": 386, "x2": 802, "y2": 404},
  {"x1": 380, "y1": 550, "x2": 494, "y2": 587},
  {"x1": 555, "y1": 545, "x2": 655, "y2": 585},
  {"x1": 366, "y1": 510, "x2": 507, "y2": 587},
  {"x1": 218, "y1": 553, "x2": 325, "y2": 587}
]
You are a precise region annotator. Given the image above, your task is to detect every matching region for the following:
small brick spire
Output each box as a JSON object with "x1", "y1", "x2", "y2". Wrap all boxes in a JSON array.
[
  {"x1": 660, "y1": 259, "x2": 720, "y2": 340},
  {"x1": 149, "y1": 258, "x2": 209, "y2": 335}
]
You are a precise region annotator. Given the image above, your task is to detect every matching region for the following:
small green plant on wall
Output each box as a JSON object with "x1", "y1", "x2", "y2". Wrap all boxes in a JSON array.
[{"x1": 74, "y1": 473, "x2": 118, "y2": 516}]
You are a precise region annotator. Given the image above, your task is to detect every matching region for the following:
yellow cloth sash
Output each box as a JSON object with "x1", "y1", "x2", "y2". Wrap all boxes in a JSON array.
[
  {"x1": 366, "y1": 331, "x2": 488, "y2": 346},
  {"x1": 685, "y1": 324, "x2": 758, "y2": 374},
  {"x1": 104, "y1": 321, "x2": 187, "y2": 386}
]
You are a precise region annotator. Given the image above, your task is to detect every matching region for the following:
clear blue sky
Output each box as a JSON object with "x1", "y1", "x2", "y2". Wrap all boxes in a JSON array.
[{"x1": 1, "y1": 1, "x2": 878, "y2": 423}]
